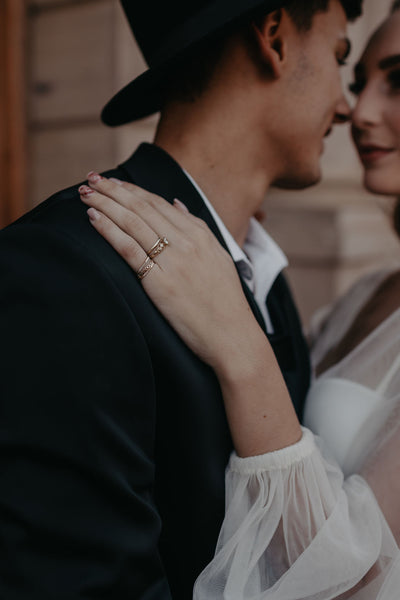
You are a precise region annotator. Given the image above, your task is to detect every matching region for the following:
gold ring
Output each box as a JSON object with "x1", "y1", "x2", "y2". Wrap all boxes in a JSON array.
[
  {"x1": 147, "y1": 236, "x2": 169, "y2": 260},
  {"x1": 137, "y1": 256, "x2": 155, "y2": 280}
]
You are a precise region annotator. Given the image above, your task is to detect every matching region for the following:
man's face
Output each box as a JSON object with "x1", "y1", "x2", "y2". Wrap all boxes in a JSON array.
[{"x1": 272, "y1": 0, "x2": 351, "y2": 189}]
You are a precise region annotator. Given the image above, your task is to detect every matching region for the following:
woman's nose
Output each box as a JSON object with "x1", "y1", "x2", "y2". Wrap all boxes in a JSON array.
[{"x1": 351, "y1": 89, "x2": 380, "y2": 129}]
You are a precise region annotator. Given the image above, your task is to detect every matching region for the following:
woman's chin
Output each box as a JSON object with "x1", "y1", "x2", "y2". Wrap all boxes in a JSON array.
[{"x1": 363, "y1": 171, "x2": 400, "y2": 197}]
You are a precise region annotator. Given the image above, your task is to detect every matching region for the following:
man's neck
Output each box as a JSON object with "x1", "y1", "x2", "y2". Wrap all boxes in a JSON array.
[{"x1": 154, "y1": 112, "x2": 274, "y2": 248}]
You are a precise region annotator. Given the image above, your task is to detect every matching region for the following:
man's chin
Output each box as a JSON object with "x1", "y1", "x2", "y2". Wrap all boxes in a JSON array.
[{"x1": 273, "y1": 171, "x2": 322, "y2": 190}]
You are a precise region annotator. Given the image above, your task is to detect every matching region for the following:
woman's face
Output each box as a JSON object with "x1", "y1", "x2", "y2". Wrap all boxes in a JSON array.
[{"x1": 351, "y1": 11, "x2": 400, "y2": 196}]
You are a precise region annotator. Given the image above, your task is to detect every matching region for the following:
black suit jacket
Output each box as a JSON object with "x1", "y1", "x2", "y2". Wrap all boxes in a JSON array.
[{"x1": 0, "y1": 143, "x2": 310, "y2": 599}]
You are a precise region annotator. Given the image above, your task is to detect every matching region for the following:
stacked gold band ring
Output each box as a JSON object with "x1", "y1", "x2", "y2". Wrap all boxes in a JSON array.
[
  {"x1": 137, "y1": 236, "x2": 169, "y2": 281},
  {"x1": 147, "y1": 236, "x2": 169, "y2": 260},
  {"x1": 137, "y1": 256, "x2": 155, "y2": 280}
]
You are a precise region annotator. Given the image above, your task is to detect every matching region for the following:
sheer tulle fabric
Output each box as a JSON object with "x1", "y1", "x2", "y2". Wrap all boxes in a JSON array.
[
  {"x1": 193, "y1": 273, "x2": 400, "y2": 599},
  {"x1": 313, "y1": 307, "x2": 400, "y2": 477},
  {"x1": 193, "y1": 431, "x2": 400, "y2": 599}
]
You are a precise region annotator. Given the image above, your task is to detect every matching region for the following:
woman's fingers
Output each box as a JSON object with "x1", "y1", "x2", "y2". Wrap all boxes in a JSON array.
[
  {"x1": 86, "y1": 172, "x2": 199, "y2": 233},
  {"x1": 82, "y1": 182, "x2": 262, "y2": 372},
  {"x1": 87, "y1": 207, "x2": 161, "y2": 280},
  {"x1": 79, "y1": 184, "x2": 175, "y2": 266},
  {"x1": 80, "y1": 173, "x2": 221, "y2": 272}
]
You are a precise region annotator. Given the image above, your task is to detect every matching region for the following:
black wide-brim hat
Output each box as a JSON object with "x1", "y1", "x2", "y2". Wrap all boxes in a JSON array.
[{"x1": 101, "y1": 0, "x2": 289, "y2": 126}]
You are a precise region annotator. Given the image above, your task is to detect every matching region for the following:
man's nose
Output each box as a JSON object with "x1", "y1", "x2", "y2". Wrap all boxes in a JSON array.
[{"x1": 333, "y1": 96, "x2": 352, "y2": 124}]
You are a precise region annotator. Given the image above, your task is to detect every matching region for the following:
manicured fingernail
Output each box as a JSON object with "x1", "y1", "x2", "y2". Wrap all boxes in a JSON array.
[
  {"x1": 87, "y1": 208, "x2": 100, "y2": 221},
  {"x1": 87, "y1": 171, "x2": 103, "y2": 183},
  {"x1": 173, "y1": 198, "x2": 189, "y2": 213},
  {"x1": 109, "y1": 177, "x2": 124, "y2": 185},
  {"x1": 79, "y1": 185, "x2": 94, "y2": 196}
]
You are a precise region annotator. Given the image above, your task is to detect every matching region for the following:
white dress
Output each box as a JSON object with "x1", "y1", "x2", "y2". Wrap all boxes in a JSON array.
[{"x1": 193, "y1": 270, "x2": 400, "y2": 599}]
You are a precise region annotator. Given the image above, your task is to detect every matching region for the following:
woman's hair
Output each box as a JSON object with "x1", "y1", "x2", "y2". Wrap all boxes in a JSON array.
[
  {"x1": 390, "y1": 1, "x2": 400, "y2": 236},
  {"x1": 394, "y1": 201, "x2": 400, "y2": 238},
  {"x1": 285, "y1": 0, "x2": 363, "y2": 31},
  {"x1": 392, "y1": 0, "x2": 400, "y2": 13}
]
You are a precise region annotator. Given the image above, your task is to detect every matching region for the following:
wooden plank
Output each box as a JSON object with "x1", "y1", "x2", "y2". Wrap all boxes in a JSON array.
[
  {"x1": 265, "y1": 189, "x2": 400, "y2": 262},
  {"x1": 0, "y1": 1, "x2": 7, "y2": 226},
  {"x1": 29, "y1": 0, "x2": 115, "y2": 124},
  {"x1": 0, "y1": 0, "x2": 28, "y2": 228},
  {"x1": 29, "y1": 123, "x2": 116, "y2": 207},
  {"x1": 30, "y1": 0, "x2": 104, "y2": 8},
  {"x1": 31, "y1": 0, "x2": 88, "y2": 7}
]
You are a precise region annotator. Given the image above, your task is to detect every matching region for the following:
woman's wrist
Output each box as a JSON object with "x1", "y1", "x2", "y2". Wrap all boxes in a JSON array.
[
  {"x1": 213, "y1": 331, "x2": 302, "y2": 457},
  {"x1": 211, "y1": 321, "x2": 272, "y2": 382}
]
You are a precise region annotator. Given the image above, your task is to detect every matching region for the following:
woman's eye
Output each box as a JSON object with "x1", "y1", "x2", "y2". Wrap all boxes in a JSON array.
[
  {"x1": 348, "y1": 81, "x2": 364, "y2": 96},
  {"x1": 388, "y1": 69, "x2": 400, "y2": 91}
]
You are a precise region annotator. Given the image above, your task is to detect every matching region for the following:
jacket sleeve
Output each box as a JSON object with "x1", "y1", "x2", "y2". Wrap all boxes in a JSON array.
[{"x1": 0, "y1": 223, "x2": 172, "y2": 600}]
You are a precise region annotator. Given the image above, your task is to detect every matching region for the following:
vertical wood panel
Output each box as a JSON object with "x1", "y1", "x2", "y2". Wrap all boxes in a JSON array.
[
  {"x1": 0, "y1": 0, "x2": 28, "y2": 227},
  {"x1": 29, "y1": 0, "x2": 115, "y2": 124},
  {"x1": 30, "y1": 124, "x2": 115, "y2": 206},
  {"x1": 26, "y1": 0, "x2": 121, "y2": 208}
]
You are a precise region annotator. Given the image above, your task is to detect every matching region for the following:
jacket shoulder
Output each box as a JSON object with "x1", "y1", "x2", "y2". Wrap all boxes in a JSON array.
[
  {"x1": 0, "y1": 165, "x2": 146, "y2": 309},
  {"x1": 5, "y1": 165, "x2": 125, "y2": 235}
]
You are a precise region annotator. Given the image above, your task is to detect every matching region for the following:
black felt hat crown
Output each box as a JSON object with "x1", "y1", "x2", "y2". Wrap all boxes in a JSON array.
[{"x1": 101, "y1": 0, "x2": 289, "y2": 126}]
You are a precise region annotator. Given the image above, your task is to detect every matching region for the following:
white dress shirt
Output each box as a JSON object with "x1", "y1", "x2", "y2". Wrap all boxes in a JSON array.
[{"x1": 184, "y1": 170, "x2": 288, "y2": 333}]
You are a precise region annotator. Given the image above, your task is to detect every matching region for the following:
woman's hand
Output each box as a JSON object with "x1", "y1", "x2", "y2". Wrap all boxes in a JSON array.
[
  {"x1": 79, "y1": 173, "x2": 265, "y2": 377},
  {"x1": 79, "y1": 172, "x2": 301, "y2": 456}
]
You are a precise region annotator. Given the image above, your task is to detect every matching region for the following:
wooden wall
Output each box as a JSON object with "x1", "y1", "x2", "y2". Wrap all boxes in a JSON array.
[
  {"x1": 0, "y1": 0, "x2": 27, "y2": 227},
  {"x1": 27, "y1": 0, "x2": 157, "y2": 206},
  {"x1": 28, "y1": 0, "x2": 118, "y2": 205}
]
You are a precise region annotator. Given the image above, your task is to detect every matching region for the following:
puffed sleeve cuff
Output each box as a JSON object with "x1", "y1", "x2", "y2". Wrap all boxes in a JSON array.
[
  {"x1": 228, "y1": 426, "x2": 316, "y2": 473},
  {"x1": 193, "y1": 428, "x2": 400, "y2": 600}
]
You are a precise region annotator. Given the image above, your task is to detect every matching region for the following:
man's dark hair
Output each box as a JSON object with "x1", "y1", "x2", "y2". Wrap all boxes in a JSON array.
[{"x1": 285, "y1": 0, "x2": 362, "y2": 31}]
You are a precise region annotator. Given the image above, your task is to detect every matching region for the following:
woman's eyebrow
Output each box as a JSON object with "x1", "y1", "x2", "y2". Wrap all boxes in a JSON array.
[{"x1": 378, "y1": 54, "x2": 400, "y2": 70}]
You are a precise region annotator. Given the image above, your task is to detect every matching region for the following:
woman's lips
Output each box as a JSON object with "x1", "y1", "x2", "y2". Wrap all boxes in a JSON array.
[{"x1": 357, "y1": 145, "x2": 395, "y2": 164}]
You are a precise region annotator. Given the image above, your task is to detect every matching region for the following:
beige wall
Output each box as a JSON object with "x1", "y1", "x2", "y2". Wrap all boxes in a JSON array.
[{"x1": 27, "y1": 0, "x2": 400, "y2": 325}]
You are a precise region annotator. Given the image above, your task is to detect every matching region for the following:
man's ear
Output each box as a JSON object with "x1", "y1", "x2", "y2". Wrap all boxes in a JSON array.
[{"x1": 251, "y1": 9, "x2": 288, "y2": 78}]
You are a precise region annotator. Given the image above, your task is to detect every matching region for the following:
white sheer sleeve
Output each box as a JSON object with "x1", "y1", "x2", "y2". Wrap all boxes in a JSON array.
[{"x1": 193, "y1": 428, "x2": 400, "y2": 600}]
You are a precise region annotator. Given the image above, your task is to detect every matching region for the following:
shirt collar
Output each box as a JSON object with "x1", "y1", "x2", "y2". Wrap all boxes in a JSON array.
[{"x1": 183, "y1": 169, "x2": 288, "y2": 299}]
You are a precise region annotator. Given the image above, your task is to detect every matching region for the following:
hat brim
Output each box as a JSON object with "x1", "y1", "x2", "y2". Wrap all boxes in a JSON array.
[
  {"x1": 102, "y1": 0, "x2": 289, "y2": 126},
  {"x1": 101, "y1": 59, "x2": 175, "y2": 126}
]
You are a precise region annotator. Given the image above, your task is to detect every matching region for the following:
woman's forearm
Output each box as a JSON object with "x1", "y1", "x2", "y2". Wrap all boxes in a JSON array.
[{"x1": 214, "y1": 326, "x2": 302, "y2": 458}]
